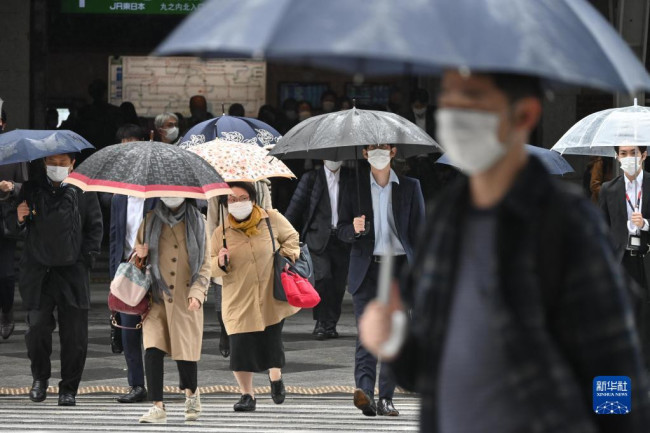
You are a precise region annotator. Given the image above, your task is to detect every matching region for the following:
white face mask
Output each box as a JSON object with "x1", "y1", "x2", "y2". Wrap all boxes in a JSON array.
[
  {"x1": 366, "y1": 149, "x2": 392, "y2": 170},
  {"x1": 160, "y1": 197, "x2": 184, "y2": 208},
  {"x1": 322, "y1": 101, "x2": 336, "y2": 112},
  {"x1": 620, "y1": 156, "x2": 643, "y2": 177},
  {"x1": 324, "y1": 160, "x2": 343, "y2": 172},
  {"x1": 436, "y1": 108, "x2": 507, "y2": 175},
  {"x1": 46, "y1": 165, "x2": 70, "y2": 183},
  {"x1": 163, "y1": 126, "x2": 179, "y2": 142},
  {"x1": 298, "y1": 111, "x2": 311, "y2": 122},
  {"x1": 228, "y1": 200, "x2": 253, "y2": 220}
]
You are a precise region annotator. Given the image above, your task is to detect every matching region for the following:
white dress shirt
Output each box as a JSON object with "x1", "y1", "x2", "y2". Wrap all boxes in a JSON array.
[
  {"x1": 370, "y1": 170, "x2": 405, "y2": 256},
  {"x1": 124, "y1": 196, "x2": 145, "y2": 259},
  {"x1": 324, "y1": 167, "x2": 340, "y2": 228},
  {"x1": 624, "y1": 171, "x2": 649, "y2": 234}
]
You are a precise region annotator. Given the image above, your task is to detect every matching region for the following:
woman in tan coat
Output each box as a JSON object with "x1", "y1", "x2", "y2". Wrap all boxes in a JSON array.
[
  {"x1": 134, "y1": 198, "x2": 211, "y2": 424},
  {"x1": 211, "y1": 182, "x2": 300, "y2": 412}
]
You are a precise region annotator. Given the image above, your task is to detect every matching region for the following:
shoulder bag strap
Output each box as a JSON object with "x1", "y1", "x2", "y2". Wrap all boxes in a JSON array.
[{"x1": 265, "y1": 217, "x2": 277, "y2": 253}]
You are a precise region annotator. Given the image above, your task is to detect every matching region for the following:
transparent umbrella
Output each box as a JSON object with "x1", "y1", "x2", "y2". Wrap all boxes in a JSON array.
[{"x1": 551, "y1": 99, "x2": 650, "y2": 158}]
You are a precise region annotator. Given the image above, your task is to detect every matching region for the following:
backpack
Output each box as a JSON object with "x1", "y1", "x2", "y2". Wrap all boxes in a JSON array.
[{"x1": 27, "y1": 184, "x2": 83, "y2": 267}]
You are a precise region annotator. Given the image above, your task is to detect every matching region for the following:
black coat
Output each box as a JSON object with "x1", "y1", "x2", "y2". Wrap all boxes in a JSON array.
[
  {"x1": 18, "y1": 179, "x2": 103, "y2": 310},
  {"x1": 337, "y1": 165, "x2": 425, "y2": 295},
  {"x1": 285, "y1": 167, "x2": 353, "y2": 251},
  {"x1": 0, "y1": 163, "x2": 28, "y2": 277}
]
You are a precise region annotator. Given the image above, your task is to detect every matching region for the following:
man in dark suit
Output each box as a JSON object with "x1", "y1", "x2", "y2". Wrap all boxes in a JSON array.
[
  {"x1": 109, "y1": 194, "x2": 158, "y2": 403},
  {"x1": 599, "y1": 144, "x2": 650, "y2": 369},
  {"x1": 338, "y1": 146, "x2": 424, "y2": 417},
  {"x1": 404, "y1": 88, "x2": 436, "y2": 139},
  {"x1": 285, "y1": 161, "x2": 352, "y2": 340}
]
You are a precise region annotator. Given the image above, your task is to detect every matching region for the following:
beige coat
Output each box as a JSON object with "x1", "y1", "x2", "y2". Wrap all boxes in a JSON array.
[
  {"x1": 211, "y1": 208, "x2": 300, "y2": 335},
  {"x1": 138, "y1": 212, "x2": 211, "y2": 361}
]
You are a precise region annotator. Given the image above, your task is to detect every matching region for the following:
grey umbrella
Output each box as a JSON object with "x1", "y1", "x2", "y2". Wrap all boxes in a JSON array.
[
  {"x1": 269, "y1": 108, "x2": 439, "y2": 160},
  {"x1": 156, "y1": 0, "x2": 650, "y2": 93}
]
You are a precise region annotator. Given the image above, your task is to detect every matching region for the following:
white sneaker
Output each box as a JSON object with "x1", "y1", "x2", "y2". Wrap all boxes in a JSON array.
[
  {"x1": 185, "y1": 390, "x2": 202, "y2": 421},
  {"x1": 139, "y1": 404, "x2": 167, "y2": 423}
]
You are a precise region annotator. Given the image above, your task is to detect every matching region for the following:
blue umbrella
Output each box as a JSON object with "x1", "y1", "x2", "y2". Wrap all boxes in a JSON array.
[
  {"x1": 437, "y1": 144, "x2": 574, "y2": 175},
  {"x1": 0, "y1": 130, "x2": 94, "y2": 165},
  {"x1": 156, "y1": 0, "x2": 650, "y2": 93},
  {"x1": 179, "y1": 115, "x2": 281, "y2": 148}
]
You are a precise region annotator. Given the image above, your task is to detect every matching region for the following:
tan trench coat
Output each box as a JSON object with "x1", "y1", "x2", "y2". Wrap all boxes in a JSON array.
[
  {"x1": 138, "y1": 212, "x2": 211, "y2": 361},
  {"x1": 211, "y1": 208, "x2": 300, "y2": 335}
]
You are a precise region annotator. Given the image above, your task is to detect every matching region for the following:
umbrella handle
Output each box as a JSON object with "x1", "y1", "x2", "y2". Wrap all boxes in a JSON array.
[{"x1": 221, "y1": 202, "x2": 228, "y2": 267}]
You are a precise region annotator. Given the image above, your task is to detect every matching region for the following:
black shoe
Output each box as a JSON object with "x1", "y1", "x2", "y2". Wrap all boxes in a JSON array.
[
  {"x1": 269, "y1": 377, "x2": 285, "y2": 404},
  {"x1": 323, "y1": 323, "x2": 339, "y2": 339},
  {"x1": 233, "y1": 394, "x2": 256, "y2": 412},
  {"x1": 0, "y1": 311, "x2": 14, "y2": 340},
  {"x1": 353, "y1": 388, "x2": 377, "y2": 417},
  {"x1": 117, "y1": 386, "x2": 147, "y2": 403},
  {"x1": 29, "y1": 380, "x2": 48, "y2": 402},
  {"x1": 58, "y1": 393, "x2": 76, "y2": 406},
  {"x1": 377, "y1": 398, "x2": 399, "y2": 416}
]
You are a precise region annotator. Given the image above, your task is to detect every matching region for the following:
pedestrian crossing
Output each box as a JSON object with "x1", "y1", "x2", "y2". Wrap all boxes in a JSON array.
[{"x1": 0, "y1": 395, "x2": 420, "y2": 432}]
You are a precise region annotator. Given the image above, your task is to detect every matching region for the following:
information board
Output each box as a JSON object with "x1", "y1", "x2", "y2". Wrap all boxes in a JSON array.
[
  {"x1": 62, "y1": 0, "x2": 205, "y2": 15},
  {"x1": 109, "y1": 56, "x2": 267, "y2": 118}
]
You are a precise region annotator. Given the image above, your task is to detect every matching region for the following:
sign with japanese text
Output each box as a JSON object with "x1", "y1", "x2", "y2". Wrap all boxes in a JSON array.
[{"x1": 62, "y1": 0, "x2": 205, "y2": 15}]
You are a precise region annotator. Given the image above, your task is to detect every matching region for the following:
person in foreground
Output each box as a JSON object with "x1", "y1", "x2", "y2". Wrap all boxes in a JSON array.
[
  {"x1": 134, "y1": 197, "x2": 210, "y2": 423},
  {"x1": 359, "y1": 70, "x2": 650, "y2": 432},
  {"x1": 212, "y1": 182, "x2": 300, "y2": 412}
]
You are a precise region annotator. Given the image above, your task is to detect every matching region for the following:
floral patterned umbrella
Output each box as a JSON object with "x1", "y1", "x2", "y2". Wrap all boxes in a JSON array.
[
  {"x1": 66, "y1": 141, "x2": 231, "y2": 199},
  {"x1": 186, "y1": 139, "x2": 295, "y2": 182}
]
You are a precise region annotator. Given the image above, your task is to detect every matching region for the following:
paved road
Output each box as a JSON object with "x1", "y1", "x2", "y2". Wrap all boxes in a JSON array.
[{"x1": 0, "y1": 395, "x2": 419, "y2": 432}]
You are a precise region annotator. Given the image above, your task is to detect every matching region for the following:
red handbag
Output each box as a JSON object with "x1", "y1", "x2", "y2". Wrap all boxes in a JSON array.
[
  {"x1": 280, "y1": 270, "x2": 321, "y2": 308},
  {"x1": 107, "y1": 292, "x2": 151, "y2": 330}
]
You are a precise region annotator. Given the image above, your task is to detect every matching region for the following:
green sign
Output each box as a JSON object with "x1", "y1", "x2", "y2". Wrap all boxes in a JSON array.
[{"x1": 62, "y1": 0, "x2": 205, "y2": 15}]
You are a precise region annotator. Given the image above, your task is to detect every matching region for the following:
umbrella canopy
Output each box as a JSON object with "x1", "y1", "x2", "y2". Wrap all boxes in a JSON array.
[
  {"x1": 187, "y1": 139, "x2": 295, "y2": 182},
  {"x1": 155, "y1": 0, "x2": 650, "y2": 94},
  {"x1": 551, "y1": 99, "x2": 650, "y2": 157},
  {"x1": 179, "y1": 115, "x2": 282, "y2": 148},
  {"x1": 0, "y1": 130, "x2": 94, "y2": 165},
  {"x1": 66, "y1": 141, "x2": 231, "y2": 199},
  {"x1": 269, "y1": 108, "x2": 439, "y2": 160},
  {"x1": 437, "y1": 144, "x2": 574, "y2": 175}
]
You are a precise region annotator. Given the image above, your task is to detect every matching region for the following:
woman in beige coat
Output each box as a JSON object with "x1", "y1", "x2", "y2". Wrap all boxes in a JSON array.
[
  {"x1": 134, "y1": 198, "x2": 211, "y2": 424},
  {"x1": 211, "y1": 182, "x2": 300, "y2": 412}
]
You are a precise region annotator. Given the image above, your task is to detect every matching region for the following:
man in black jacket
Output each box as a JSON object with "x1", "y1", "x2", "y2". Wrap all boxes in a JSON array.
[
  {"x1": 17, "y1": 153, "x2": 103, "y2": 407},
  {"x1": 599, "y1": 145, "x2": 650, "y2": 370},
  {"x1": 338, "y1": 151, "x2": 424, "y2": 418},
  {"x1": 360, "y1": 71, "x2": 649, "y2": 432},
  {"x1": 285, "y1": 161, "x2": 352, "y2": 339}
]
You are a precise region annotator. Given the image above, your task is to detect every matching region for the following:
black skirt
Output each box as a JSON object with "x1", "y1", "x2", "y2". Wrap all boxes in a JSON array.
[{"x1": 229, "y1": 320, "x2": 285, "y2": 372}]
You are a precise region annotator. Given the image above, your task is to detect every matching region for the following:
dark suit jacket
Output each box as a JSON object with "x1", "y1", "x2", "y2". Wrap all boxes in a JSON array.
[
  {"x1": 405, "y1": 106, "x2": 436, "y2": 139},
  {"x1": 285, "y1": 166, "x2": 352, "y2": 254},
  {"x1": 109, "y1": 195, "x2": 158, "y2": 279},
  {"x1": 599, "y1": 173, "x2": 650, "y2": 263},
  {"x1": 337, "y1": 165, "x2": 425, "y2": 295}
]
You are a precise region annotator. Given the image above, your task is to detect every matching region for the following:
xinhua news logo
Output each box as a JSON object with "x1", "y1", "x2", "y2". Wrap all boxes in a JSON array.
[{"x1": 593, "y1": 376, "x2": 631, "y2": 415}]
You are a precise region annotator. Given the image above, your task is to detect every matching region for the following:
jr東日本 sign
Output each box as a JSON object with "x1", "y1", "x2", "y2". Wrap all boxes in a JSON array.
[{"x1": 62, "y1": 0, "x2": 205, "y2": 15}]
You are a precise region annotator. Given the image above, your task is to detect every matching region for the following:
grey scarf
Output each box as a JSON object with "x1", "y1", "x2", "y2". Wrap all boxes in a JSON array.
[{"x1": 146, "y1": 201, "x2": 206, "y2": 303}]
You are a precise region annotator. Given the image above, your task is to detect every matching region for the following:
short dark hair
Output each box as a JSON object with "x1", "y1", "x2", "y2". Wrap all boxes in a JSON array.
[
  {"x1": 410, "y1": 88, "x2": 429, "y2": 104},
  {"x1": 320, "y1": 89, "x2": 337, "y2": 102},
  {"x1": 116, "y1": 124, "x2": 145, "y2": 142},
  {"x1": 484, "y1": 73, "x2": 543, "y2": 103},
  {"x1": 227, "y1": 181, "x2": 257, "y2": 204},
  {"x1": 228, "y1": 103, "x2": 245, "y2": 117},
  {"x1": 614, "y1": 145, "x2": 647, "y2": 155}
]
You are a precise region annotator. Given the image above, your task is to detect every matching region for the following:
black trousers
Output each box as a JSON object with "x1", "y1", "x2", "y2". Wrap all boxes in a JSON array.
[
  {"x1": 145, "y1": 347, "x2": 197, "y2": 401},
  {"x1": 312, "y1": 236, "x2": 350, "y2": 326},
  {"x1": 0, "y1": 276, "x2": 15, "y2": 315},
  {"x1": 352, "y1": 256, "x2": 407, "y2": 400},
  {"x1": 119, "y1": 313, "x2": 145, "y2": 387},
  {"x1": 623, "y1": 252, "x2": 650, "y2": 370},
  {"x1": 25, "y1": 283, "x2": 88, "y2": 396}
]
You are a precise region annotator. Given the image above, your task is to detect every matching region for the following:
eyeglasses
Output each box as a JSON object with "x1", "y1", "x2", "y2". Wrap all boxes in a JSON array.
[
  {"x1": 227, "y1": 195, "x2": 250, "y2": 204},
  {"x1": 366, "y1": 144, "x2": 391, "y2": 151}
]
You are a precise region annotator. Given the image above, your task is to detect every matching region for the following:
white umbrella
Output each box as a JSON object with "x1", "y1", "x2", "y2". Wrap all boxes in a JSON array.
[{"x1": 552, "y1": 99, "x2": 650, "y2": 157}]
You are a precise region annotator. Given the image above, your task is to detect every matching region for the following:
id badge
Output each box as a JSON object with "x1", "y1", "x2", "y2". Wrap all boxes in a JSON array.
[{"x1": 628, "y1": 233, "x2": 642, "y2": 250}]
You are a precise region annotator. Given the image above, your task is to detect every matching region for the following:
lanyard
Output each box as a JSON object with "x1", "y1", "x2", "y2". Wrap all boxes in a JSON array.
[{"x1": 626, "y1": 188, "x2": 642, "y2": 212}]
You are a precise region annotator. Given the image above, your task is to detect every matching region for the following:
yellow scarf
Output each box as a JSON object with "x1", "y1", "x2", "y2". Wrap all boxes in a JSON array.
[{"x1": 228, "y1": 204, "x2": 262, "y2": 237}]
